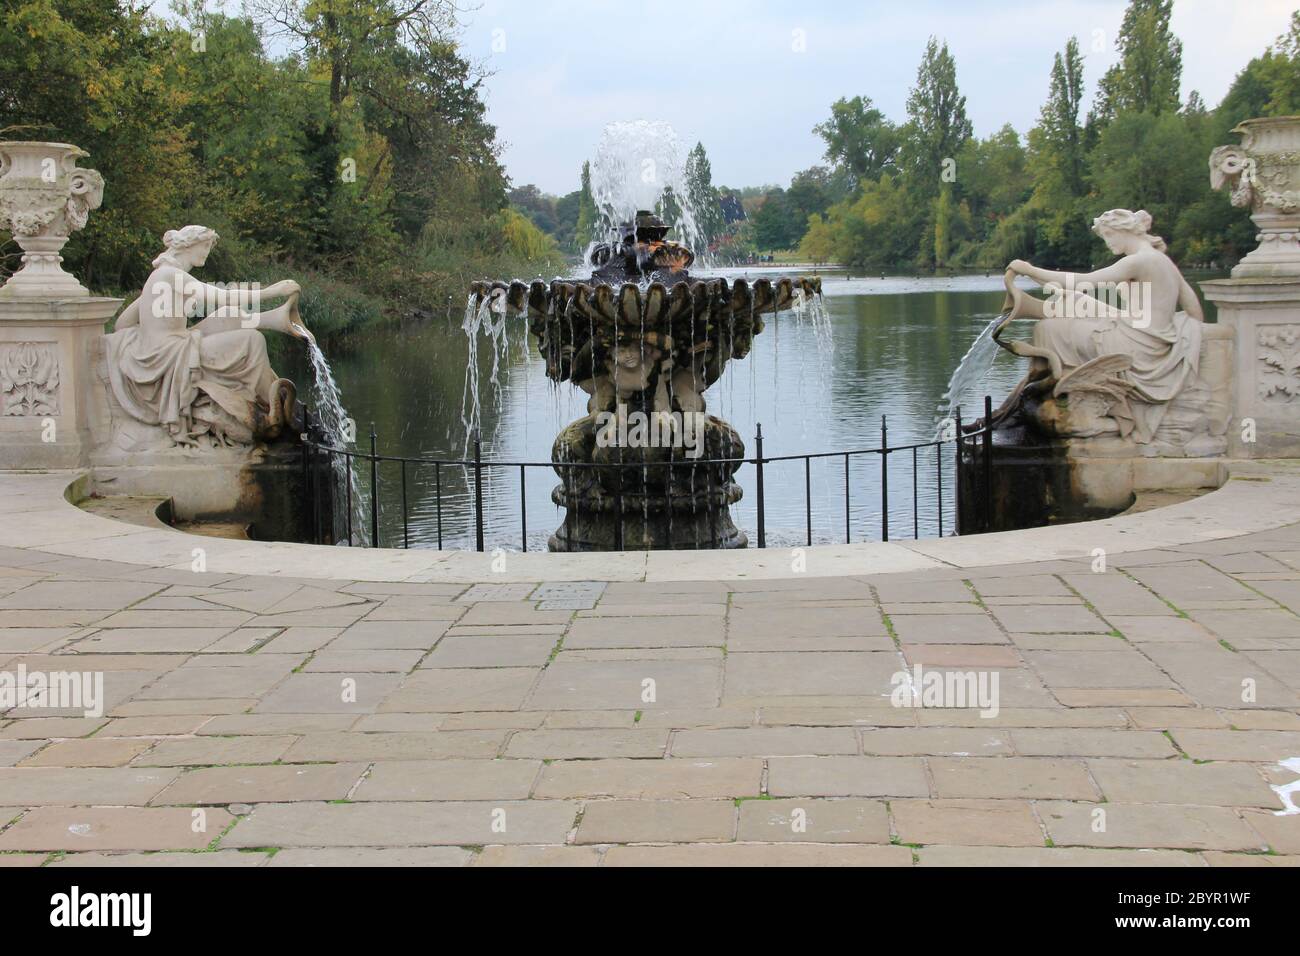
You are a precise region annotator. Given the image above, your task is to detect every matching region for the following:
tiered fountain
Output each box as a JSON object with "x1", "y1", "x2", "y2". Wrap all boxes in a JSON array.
[{"x1": 468, "y1": 122, "x2": 823, "y2": 551}]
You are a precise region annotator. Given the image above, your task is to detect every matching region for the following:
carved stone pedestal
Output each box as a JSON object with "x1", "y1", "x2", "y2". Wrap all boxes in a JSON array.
[
  {"x1": 0, "y1": 296, "x2": 120, "y2": 469},
  {"x1": 1202, "y1": 277, "x2": 1300, "y2": 458}
]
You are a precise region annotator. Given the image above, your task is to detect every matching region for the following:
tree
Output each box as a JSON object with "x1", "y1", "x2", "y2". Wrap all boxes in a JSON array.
[
  {"x1": 797, "y1": 214, "x2": 838, "y2": 264},
  {"x1": 902, "y1": 37, "x2": 973, "y2": 194},
  {"x1": 683, "y1": 142, "x2": 723, "y2": 246},
  {"x1": 574, "y1": 160, "x2": 598, "y2": 249},
  {"x1": 751, "y1": 189, "x2": 801, "y2": 251},
  {"x1": 1092, "y1": 0, "x2": 1183, "y2": 122},
  {"x1": 812, "y1": 96, "x2": 899, "y2": 188}
]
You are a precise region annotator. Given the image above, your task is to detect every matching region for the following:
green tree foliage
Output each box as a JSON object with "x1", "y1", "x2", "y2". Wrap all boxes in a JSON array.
[
  {"x1": 902, "y1": 37, "x2": 973, "y2": 195},
  {"x1": 0, "y1": 0, "x2": 552, "y2": 331},
  {"x1": 1092, "y1": 0, "x2": 1183, "y2": 123},
  {"x1": 574, "y1": 160, "x2": 598, "y2": 250},
  {"x1": 812, "y1": 96, "x2": 899, "y2": 188},
  {"x1": 683, "y1": 142, "x2": 723, "y2": 246},
  {"x1": 791, "y1": 0, "x2": 1274, "y2": 274}
]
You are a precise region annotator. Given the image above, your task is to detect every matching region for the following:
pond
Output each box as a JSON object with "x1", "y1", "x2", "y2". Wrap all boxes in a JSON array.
[{"x1": 283, "y1": 269, "x2": 1218, "y2": 551}]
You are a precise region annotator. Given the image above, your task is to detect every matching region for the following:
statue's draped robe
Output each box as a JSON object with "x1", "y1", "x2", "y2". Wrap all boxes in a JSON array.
[
  {"x1": 105, "y1": 307, "x2": 276, "y2": 445},
  {"x1": 1032, "y1": 300, "x2": 1201, "y2": 443}
]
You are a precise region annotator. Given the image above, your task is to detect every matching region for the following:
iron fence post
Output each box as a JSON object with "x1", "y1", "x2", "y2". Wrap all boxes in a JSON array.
[
  {"x1": 400, "y1": 460, "x2": 409, "y2": 549},
  {"x1": 520, "y1": 464, "x2": 528, "y2": 552},
  {"x1": 983, "y1": 394, "x2": 994, "y2": 533},
  {"x1": 435, "y1": 462, "x2": 443, "y2": 550},
  {"x1": 880, "y1": 414, "x2": 889, "y2": 542},
  {"x1": 844, "y1": 453, "x2": 851, "y2": 544},
  {"x1": 473, "y1": 431, "x2": 485, "y2": 552},
  {"x1": 369, "y1": 423, "x2": 379, "y2": 548},
  {"x1": 343, "y1": 455, "x2": 353, "y2": 546},
  {"x1": 936, "y1": 441, "x2": 943, "y2": 537},
  {"x1": 754, "y1": 423, "x2": 766, "y2": 549},
  {"x1": 804, "y1": 456, "x2": 812, "y2": 547},
  {"x1": 953, "y1": 406, "x2": 962, "y2": 536}
]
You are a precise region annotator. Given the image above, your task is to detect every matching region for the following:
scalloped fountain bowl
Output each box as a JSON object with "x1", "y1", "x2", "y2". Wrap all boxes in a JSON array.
[{"x1": 468, "y1": 211, "x2": 824, "y2": 551}]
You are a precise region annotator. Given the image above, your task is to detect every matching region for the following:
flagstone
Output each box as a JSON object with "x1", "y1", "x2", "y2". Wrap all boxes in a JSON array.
[
  {"x1": 735, "y1": 797, "x2": 889, "y2": 843},
  {"x1": 381, "y1": 668, "x2": 538, "y2": 712},
  {"x1": 0, "y1": 766, "x2": 177, "y2": 804},
  {"x1": 0, "y1": 806, "x2": 233, "y2": 851},
  {"x1": 355, "y1": 759, "x2": 540, "y2": 801},
  {"x1": 282, "y1": 730, "x2": 504, "y2": 762},
  {"x1": 892, "y1": 798, "x2": 1044, "y2": 846},
  {"x1": 0, "y1": 717, "x2": 106, "y2": 739},
  {"x1": 671, "y1": 727, "x2": 858, "y2": 757},
  {"x1": 505, "y1": 729, "x2": 669, "y2": 759},
  {"x1": 267, "y1": 847, "x2": 472, "y2": 867},
  {"x1": 301, "y1": 649, "x2": 424, "y2": 672},
  {"x1": 766, "y1": 756, "x2": 928, "y2": 797},
  {"x1": 50, "y1": 850, "x2": 266, "y2": 867},
  {"x1": 928, "y1": 756, "x2": 1098, "y2": 799},
  {"x1": 917, "y1": 845, "x2": 1205, "y2": 866},
  {"x1": 1170, "y1": 729, "x2": 1300, "y2": 761},
  {"x1": 421, "y1": 635, "x2": 557, "y2": 668},
  {"x1": 535, "y1": 757, "x2": 761, "y2": 799},
  {"x1": 1008, "y1": 729, "x2": 1176, "y2": 758},
  {"x1": 723, "y1": 651, "x2": 899, "y2": 697},
  {"x1": 528, "y1": 660, "x2": 721, "y2": 710},
  {"x1": 1038, "y1": 800, "x2": 1266, "y2": 851},
  {"x1": 566, "y1": 615, "x2": 724, "y2": 648},
  {"x1": 575, "y1": 799, "x2": 735, "y2": 844},
  {"x1": 153, "y1": 762, "x2": 368, "y2": 804},
  {"x1": 134, "y1": 735, "x2": 295, "y2": 767},
  {"x1": 1088, "y1": 758, "x2": 1278, "y2": 807},
  {"x1": 889, "y1": 614, "x2": 1007, "y2": 644},
  {"x1": 223, "y1": 800, "x2": 579, "y2": 847},
  {"x1": 473, "y1": 845, "x2": 601, "y2": 866},
  {"x1": 1145, "y1": 644, "x2": 1299, "y2": 708},
  {"x1": 19, "y1": 737, "x2": 152, "y2": 767},
  {"x1": 860, "y1": 728, "x2": 1013, "y2": 756},
  {"x1": 254, "y1": 673, "x2": 405, "y2": 714},
  {"x1": 330, "y1": 621, "x2": 451, "y2": 650}
]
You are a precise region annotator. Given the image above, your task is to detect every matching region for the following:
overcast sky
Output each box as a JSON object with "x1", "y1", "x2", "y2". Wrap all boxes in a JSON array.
[{"x1": 463, "y1": 0, "x2": 1296, "y2": 195}]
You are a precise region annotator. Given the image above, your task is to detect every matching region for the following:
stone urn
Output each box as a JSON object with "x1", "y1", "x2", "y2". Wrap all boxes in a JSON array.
[
  {"x1": 1210, "y1": 116, "x2": 1300, "y2": 278},
  {"x1": 0, "y1": 141, "x2": 104, "y2": 298}
]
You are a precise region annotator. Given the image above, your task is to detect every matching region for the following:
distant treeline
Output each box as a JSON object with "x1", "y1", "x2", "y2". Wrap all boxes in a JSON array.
[{"x1": 514, "y1": 0, "x2": 1299, "y2": 273}]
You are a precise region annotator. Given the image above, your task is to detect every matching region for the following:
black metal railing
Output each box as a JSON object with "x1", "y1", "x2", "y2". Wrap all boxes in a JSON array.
[{"x1": 299, "y1": 397, "x2": 997, "y2": 551}]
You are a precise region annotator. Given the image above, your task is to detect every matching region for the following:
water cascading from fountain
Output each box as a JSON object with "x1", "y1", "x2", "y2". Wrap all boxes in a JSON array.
[
  {"x1": 304, "y1": 338, "x2": 368, "y2": 545},
  {"x1": 937, "y1": 312, "x2": 1006, "y2": 434}
]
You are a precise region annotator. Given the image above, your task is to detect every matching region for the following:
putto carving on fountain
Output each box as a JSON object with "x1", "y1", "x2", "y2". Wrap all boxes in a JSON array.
[
  {"x1": 0, "y1": 141, "x2": 104, "y2": 298},
  {"x1": 103, "y1": 226, "x2": 313, "y2": 451},
  {"x1": 1210, "y1": 116, "x2": 1300, "y2": 277},
  {"x1": 985, "y1": 209, "x2": 1229, "y2": 458}
]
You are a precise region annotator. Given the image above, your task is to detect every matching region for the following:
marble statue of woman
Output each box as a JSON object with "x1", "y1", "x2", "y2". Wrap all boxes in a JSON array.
[
  {"x1": 999, "y1": 209, "x2": 1203, "y2": 444},
  {"x1": 105, "y1": 226, "x2": 312, "y2": 448}
]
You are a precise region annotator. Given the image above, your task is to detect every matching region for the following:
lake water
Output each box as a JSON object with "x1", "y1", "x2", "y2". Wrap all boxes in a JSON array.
[{"x1": 285, "y1": 270, "x2": 1067, "y2": 550}]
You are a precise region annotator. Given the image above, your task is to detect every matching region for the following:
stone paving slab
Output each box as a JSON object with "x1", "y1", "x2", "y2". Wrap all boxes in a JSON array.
[{"x1": 1, "y1": 469, "x2": 1299, "y2": 865}]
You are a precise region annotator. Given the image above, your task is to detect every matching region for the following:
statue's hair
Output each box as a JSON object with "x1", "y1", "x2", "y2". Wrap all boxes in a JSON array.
[
  {"x1": 152, "y1": 225, "x2": 219, "y2": 266},
  {"x1": 1091, "y1": 209, "x2": 1166, "y2": 252}
]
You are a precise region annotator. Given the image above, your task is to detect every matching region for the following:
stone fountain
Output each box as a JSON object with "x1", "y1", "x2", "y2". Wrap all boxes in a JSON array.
[{"x1": 470, "y1": 210, "x2": 822, "y2": 551}]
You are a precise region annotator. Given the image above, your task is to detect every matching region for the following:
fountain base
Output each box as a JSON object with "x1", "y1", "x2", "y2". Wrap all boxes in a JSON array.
[{"x1": 546, "y1": 413, "x2": 749, "y2": 551}]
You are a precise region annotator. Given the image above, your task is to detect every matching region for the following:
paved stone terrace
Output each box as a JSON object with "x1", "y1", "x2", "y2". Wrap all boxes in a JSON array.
[{"x1": 1, "y1": 514, "x2": 1299, "y2": 867}]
